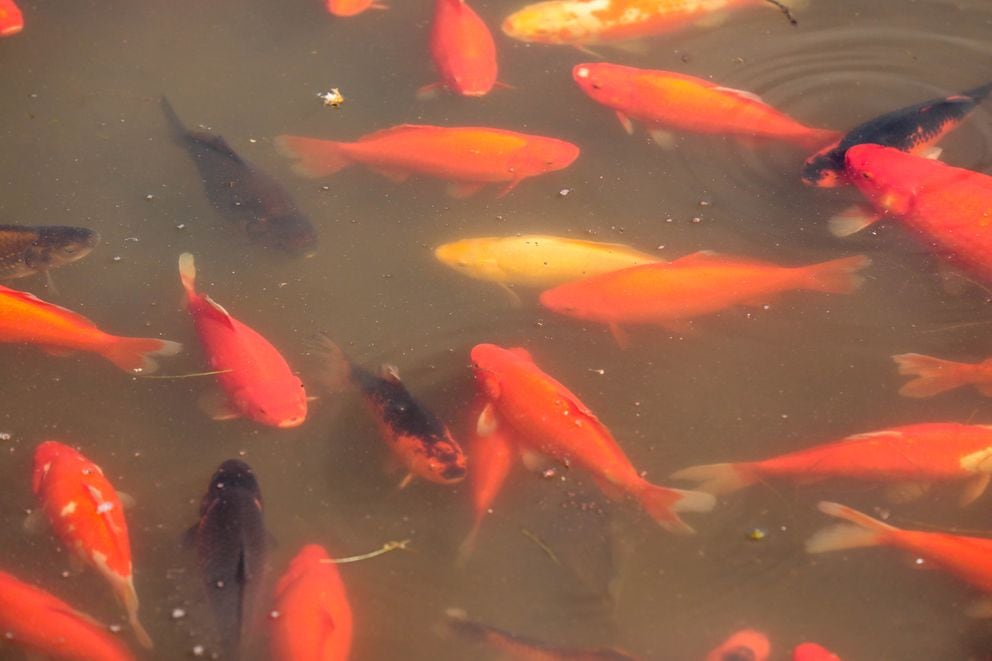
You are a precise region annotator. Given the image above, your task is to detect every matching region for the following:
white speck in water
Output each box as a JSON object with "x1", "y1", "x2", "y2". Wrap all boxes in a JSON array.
[
  {"x1": 171, "y1": 608, "x2": 186, "y2": 619},
  {"x1": 192, "y1": 645, "x2": 205, "y2": 657},
  {"x1": 269, "y1": 610, "x2": 281, "y2": 619},
  {"x1": 109, "y1": 624, "x2": 122, "y2": 633},
  {"x1": 112, "y1": 256, "x2": 122, "y2": 262},
  {"x1": 559, "y1": 188, "x2": 571, "y2": 197},
  {"x1": 215, "y1": 580, "x2": 224, "y2": 588},
  {"x1": 0, "y1": 432, "x2": 11, "y2": 441}
]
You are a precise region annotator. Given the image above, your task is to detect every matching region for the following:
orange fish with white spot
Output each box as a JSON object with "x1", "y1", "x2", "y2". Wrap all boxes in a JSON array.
[
  {"x1": 0, "y1": 0, "x2": 22, "y2": 36},
  {"x1": 893, "y1": 353, "x2": 992, "y2": 399},
  {"x1": 325, "y1": 0, "x2": 385, "y2": 16},
  {"x1": 572, "y1": 63, "x2": 838, "y2": 149},
  {"x1": 422, "y1": 0, "x2": 500, "y2": 98},
  {"x1": 31, "y1": 441, "x2": 152, "y2": 649},
  {"x1": 275, "y1": 125, "x2": 579, "y2": 198},
  {"x1": 0, "y1": 569, "x2": 135, "y2": 661},
  {"x1": 271, "y1": 544, "x2": 353, "y2": 661},
  {"x1": 471, "y1": 343, "x2": 715, "y2": 533}
]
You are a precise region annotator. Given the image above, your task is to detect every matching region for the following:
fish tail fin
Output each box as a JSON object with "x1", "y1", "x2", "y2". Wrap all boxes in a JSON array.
[
  {"x1": 103, "y1": 337, "x2": 182, "y2": 374},
  {"x1": 798, "y1": 128, "x2": 843, "y2": 151},
  {"x1": 892, "y1": 352, "x2": 971, "y2": 398},
  {"x1": 306, "y1": 333, "x2": 353, "y2": 394},
  {"x1": 178, "y1": 252, "x2": 197, "y2": 299},
  {"x1": 801, "y1": 255, "x2": 871, "y2": 294},
  {"x1": 964, "y1": 81, "x2": 992, "y2": 102},
  {"x1": 273, "y1": 135, "x2": 352, "y2": 178},
  {"x1": 119, "y1": 577, "x2": 154, "y2": 649},
  {"x1": 805, "y1": 501, "x2": 895, "y2": 554},
  {"x1": 160, "y1": 96, "x2": 187, "y2": 141},
  {"x1": 669, "y1": 462, "x2": 757, "y2": 496},
  {"x1": 636, "y1": 482, "x2": 716, "y2": 535}
]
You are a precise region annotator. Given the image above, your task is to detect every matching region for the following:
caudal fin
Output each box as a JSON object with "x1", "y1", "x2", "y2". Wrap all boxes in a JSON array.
[
  {"x1": 892, "y1": 353, "x2": 970, "y2": 398},
  {"x1": 118, "y1": 577, "x2": 153, "y2": 649},
  {"x1": 963, "y1": 81, "x2": 992, "y2": 103},
  {"x1": 103, "y1": 336, "x2": 182, "y2": 374},
  {"x1": 669, "y1": 462, "x2": 757, "y2": 496},
  {"x1": 805, "y1": 501, "x2": 895, "y2": 554},
  {"x1": 178, "y1": 252, "x2": 197, "y2": 298},
  {"x1": 797, "y1": 128, "x2": 843, "y2": 152},
  {"x1": 801, "y1": 255, "x2": 871, "y2": 294},
  {"x1": 637, "y1": 482, "x2": 715, "y2": 534},
  {"x1": 274, "y1": 135, "x2": 352, "y2": 178},
  {"x1": 305, "y1": 333, "x2": 353, "y2": 395},
  {"x1": 160, "y1": 96, "x2": 187, "y2": 141}
]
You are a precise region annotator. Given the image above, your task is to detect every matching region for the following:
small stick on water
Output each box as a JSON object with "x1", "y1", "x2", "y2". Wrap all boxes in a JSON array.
[
  {"x1": 764, "y1": 0, "x2": 798, "y2": 26},
  {"x1": 137, "y1": 369, "x2": 233, "y2": 380},
  {"x1": 520, "y1": 527, "x2": 563, "y2": 567},
  {"x1": 320, "y1": 539, "x2": 412, "y2": 564}
]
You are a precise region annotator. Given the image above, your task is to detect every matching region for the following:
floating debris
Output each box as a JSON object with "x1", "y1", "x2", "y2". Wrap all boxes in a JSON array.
[
  {"x1": 320, "y1": 538, "x2": 411, "y2": 564},
  {"x1": 318, "y1": 88, "x2": 344, "y2": 108}
]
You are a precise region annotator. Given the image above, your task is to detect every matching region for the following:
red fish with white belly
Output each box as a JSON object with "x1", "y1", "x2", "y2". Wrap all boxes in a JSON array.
[
  {"x1": 423, "y1": 0, "x2": 500, "y2": 98},
  {"x1": 179, "y1": 253, "x2": 307, "y2": 428},
  {"x1": 471, "y1": 343, "x2": 715, "y2": 533},
  {"x1": 31, "y1": 441, "x2": 152, "y2": 649}
]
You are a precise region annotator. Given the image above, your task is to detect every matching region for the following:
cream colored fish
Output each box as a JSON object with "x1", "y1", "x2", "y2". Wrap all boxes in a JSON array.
[{"x1": 434, "y1": 234, "x2": 661, "y2": 303}]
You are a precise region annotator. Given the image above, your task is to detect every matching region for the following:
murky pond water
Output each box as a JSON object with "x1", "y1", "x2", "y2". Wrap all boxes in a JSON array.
[{"x1": 2, "y1": 0, "x2": 992, "y2": 659}]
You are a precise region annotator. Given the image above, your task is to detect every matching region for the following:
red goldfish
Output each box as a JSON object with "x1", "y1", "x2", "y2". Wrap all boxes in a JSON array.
[
  {"x1": 704, "y1": 629, "x2": 770, "y2": 661},
  {"x1": 573, "y1": 63, "x2": 838, "y2": 149},
  {"x1": 423, "y1": 0, "x2": 500, "y2": 98},
  {"x1": 0, "y1": 570, "x2": 134, "y2": 661},
  {"x1": 672, "y1": 422, "x2": 992, "y2": 505},
  {"x1": 325, "y1": 0, "x2": 385, "y2": 16},
  {"x1": 271, "y1": 544, "x2": 353, "y2": 661},
  {"x1": 0, "y1": 284, "x2": 180, "y2": 372},
  {"x1": 793, "y1": 643, "x2": 841, "y2": 661},
  {"x1": 894, "y1": 353, "x2": 992, "y2": 398},
  {"x1": 0, "y1": 0, "x2": 21, "y2": 36},
  {"x1": 471, "y1": 343, "x2": 715, "y2": 533},
  {"x1": 275, "y1": 125, "x2": 579, "y2": 198},
  {"x1": 179, "y1": 253, "x2": 307, "y2": 428},
  {"x1": 31, "y1": 441, "x2": 152, "y2": 649},
  {"x1": 839, "y1": 144, "x2": 992, "y2": 283},
  {"x1": 539, "y1": 252, "x2": 869, "y2": 347},
  {"x1": 808, "y1": 501, "x2": 992, "y2": 616}
]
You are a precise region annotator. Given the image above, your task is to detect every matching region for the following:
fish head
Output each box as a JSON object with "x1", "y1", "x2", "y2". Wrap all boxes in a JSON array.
[
  {"x1": 800, "y1": 144, "x2": 846, "y2": 187},
  {"x1": 844, "y1": 144, "x2": 919, "y2": 215},
  {"x1": 32, "y1": 440, "x2": 75, "y2": 494},
  {"x1": 234, "y1": 378, "x2": 309, "y2": 429},
  {"x1": 433, "y1": 239, "x2": 505, "y2": 281},
  {"x1": 421, "y1": 431, "x2": 468, "y2": 484},
  {"x1": 469, "y1": 343, "x2": 510, "y2": 400},
  {"x1": 538, "y1": 282, "x2": 594, "y2": 320},
  {"x1": 28, "y1": 226, "x2": 100, "y2": 270},
  {"x1": 252, "y1": 213, "x2": 318, "y2": 258},
  {"x1": 572, "y1": 63, "x2": 632, "y2": 108},
  {"x1": 501, "y1": 1, "x2": 583, "y2": 44},
  {"x1": 205, "y1": 460, "x2": 261, "y2": 508},
  {"x1": 512, "y1": 138, "x2": 580, "y2": 177}
]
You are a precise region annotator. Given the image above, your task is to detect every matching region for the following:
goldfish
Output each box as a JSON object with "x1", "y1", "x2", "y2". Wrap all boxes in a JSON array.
[
  {"x1": 178, "y1": 253, "x2": 308, "y2": 428},
  {"x1": 471, "y1": 343, "x2": 715, "y2": 533},
  {"x1": 572, "y1": 63, "x2": 838, "y2": 150},
  {"x1": 802, "y1": 81, "x2": 992, "y2": 187},
  {"x1": 162, "y1": 98, "x2": 318, "y2": 257},
  {"x1": 310, "y1": 334, "x2": 467, "y2": 486},
  {"x1": 838, "y1": 144, "x2": 992, "y2": 283},
  {"x1": 274, "y1": 125, "x2": 580, "y2": 198},
  {"x1": 422, "y1": 0, "x2": 500, "y2": 98},
  {"x1": 502, "y1": 0, "x2": 789, "y2": 48},
  {"x1": 539, "y1": 251, "x2": 869, "y2": 347},
  {"x1": 271, "y1": 544, "x2": 353, "y2": 661},
  {"x1": 187, "y1": 460, "x2": 270, "y2": 658},
  {"x1": 0, "y1": 0, "x2": 22, "y2": 36},
  {"x1": 30, "y1": 441, "x2": 152, "y2": 649},
  {"x1": 0, "y1": 570, "x2": 134, "y2": 661},
  {"x1": 807, "y1": 500, "x2": 992, "y2": 617},
  {"x1": 0, "y1": 283, "x2": 180, "y2": 372},
  {"x1": 893, "y1": 353, "x2": 992, "y2": 398},
  {"x1": 433, "y1": 234, "x2": 661, "y2": 302},
  {"x1": 793, "y1": 643, "x2": 841, "y2": 661},
  {"x1": 0, "y1": 224, "x2": 99, "y2": 287},
  {"x1": 704, "y1": 629, "x2": 770, "y2": 661},
  {"x1": 445, "y1": 608, "x2": 639, "y2": 660},
  {"x1": 325, "y1": 0, "x2": 385, "y2": 16},
  {"x1": 671, "y1": 422, "x2": 992, "y2": 505}
]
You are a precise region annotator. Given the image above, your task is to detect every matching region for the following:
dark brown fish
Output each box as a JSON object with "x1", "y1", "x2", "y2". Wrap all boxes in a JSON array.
[{"x1": 0, "y1": 224, "x2": 99, "y2": 283}]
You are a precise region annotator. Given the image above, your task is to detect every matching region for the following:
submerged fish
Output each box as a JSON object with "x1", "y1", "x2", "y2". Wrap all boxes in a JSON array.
[
  {"x1": 423, "y1": 0, "x2": 500, "y2": 98},
  {"x1": 161, "y1": 97, "x2": 318, "y2": 256},
  {"x1": 325, "y1": 0, "x2": 386, "y2": 16},
  {"x1": 31, "y1": 441, "x2": 152, "y2": 649},
  {"x1": 0, "y1": 0, "x2": 22, "y2": 36},
  {"x1": 807, "y1": 501, "x2": 992, "y2": 617},
  {"x1": 0, "y1": 283, "x2": 181, "y2": 372},
  {"x1": 188, "y1": 460, "x2": 269, "y2": 659},
  {"x1": 275, "y1": 125, "x2": 580, "y2": 198},
  {"x1": 793, "y1": 642, "x2": 842, "y2": 661},
  {"x1": 0, "y1": 224, "x2": 99, "y2": 285},
  {"x1": 893, "y1": 353, "x2": 992, "y2": 399},
  {"x1": 310, "y1": 334, "x2": 467, "y2": 486},
  {"x1": 445, "y1": 608, "x2": 639, "y2": 660},
  {"x1": 671, "y1": 422, "x2": 992, "y2": 506},
  {"x1": 704, "y1": 629, "x2": 771, "y2": 661},
  {"x1": 572, "y1": 63, "x2": 838, "y2": 150},
  {"x1": 802, "y1": 81, "x2": 992, "y2": 187},
  {"x1": 0, "y1": 569, "x2": 134, "y2": 661}
]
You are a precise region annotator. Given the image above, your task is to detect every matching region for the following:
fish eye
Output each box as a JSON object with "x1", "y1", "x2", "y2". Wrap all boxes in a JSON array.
[
  {"x1": 591, "y1": 83, "x2": 601, "y2": 90},
  {"x1": 861, "y1": 172, "x2": 872, "y2": 180}
]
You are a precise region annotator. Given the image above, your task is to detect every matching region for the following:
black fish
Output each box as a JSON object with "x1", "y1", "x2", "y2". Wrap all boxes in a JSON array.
[
  {"x1": 187, "y1": 459, "x2": 268, "y2": 659},
  {"x1": 161, "y1": 97, "x2": 318, "y2": 256},
  {"x1": 802, "y1": 81, "x2": 992, "y2": 187},
  {"x1": 0, "y1": 224, "x2": 99, "y2": 285},
  {"x1": 310, "y1": 334, "x2": 467, "y2": 486}
]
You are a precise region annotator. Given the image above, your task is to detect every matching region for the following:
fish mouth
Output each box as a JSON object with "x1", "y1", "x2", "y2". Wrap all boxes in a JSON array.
[
  {"x1": 277, "y1": 416, "x2": 306, "y2": 428},
  {"x1": 440, "y1": 465, "x2": 467, "y2": 482}
]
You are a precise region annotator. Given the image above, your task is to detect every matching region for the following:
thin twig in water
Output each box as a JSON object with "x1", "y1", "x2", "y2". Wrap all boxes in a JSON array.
[
  {"x1": 520, "y1": 527, "x2": 563, "y2": 567},
  {"x1": 764, "y1": 0, "x2": 798, "y2": 26},
  {"x1": 138, "y1": 369, "x2": 233, "y2": 380},
  {"x1": 918, "y1": 320, "x2": 992, "y2": 334},
  {"x1": 320, "y1": 539, "x2": 412, "y2": 564}
]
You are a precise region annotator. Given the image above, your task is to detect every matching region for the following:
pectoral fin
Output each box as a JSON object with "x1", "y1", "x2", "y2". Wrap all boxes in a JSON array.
[
  {"x1": 23, "y1": 509, "x2": 49, "y2": 535},
  {"x1": 884, "y1": 481, "x2": 931, "y2": 504},
  {"x1": 959, "y1": 473, "x2": 991, "y2": 507},
  {"x1": 828, "y1": 205, "x2": 882, "y2": 238},
  {"x1": 116, "y1": 491, "x2": 137, "y2": 509},
  {"x1": 447, "y1": 181, "x2": 486, "y2": 199},
  {"x1": 648, "y1": 128, "x2": 676, "y2": 149},
  {"x1": 198, "y1": 389, "x2": 240, "y2": 421},
  {"x1": 966, "y1": 596, "x2": 992, "y2": 618},
  {"x1": 477, "y1": 403, "x2": 498, "y2": 437},
  {"x1": 609, "y1": 322, "x2": 630, "y2": 349},
  {"x1": 615, "y1": 111, "x2": 634, "y2": 135}
]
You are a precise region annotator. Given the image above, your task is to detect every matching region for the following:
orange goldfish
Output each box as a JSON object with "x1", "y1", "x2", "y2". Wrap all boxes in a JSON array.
[
  {"x1": 0, "y1": 570, "x2": 134, "y2": 661},
  {"x1": 271, "y1": 544, "x2": 353, "y2": 661},
  {"x1": 325, "y1": 0, "x2": 385, "y2": 16},
  {"x1": 0, "y1": 284, "x2": 180, "y2": 372},
  {"x1": 573, "y1": 63, "x2": 838, "y2": 149},
  {"x1": 672, "y1": 422, "x2": 992, "y2": 505},
  {"x1": 471, "y1": 343, "x2": 715, "y2": 533},
  {"x1": 839, "y1": 144, "x2": 992, "y2": 284},
  {"x1": 704, "y1": 629, "x2": 770, "y2": 661},
  {"x1": 893, "y1": 353, "x2": 992, "y2": 399},
  {"x1": 808, "y1": 501, "x2": 992, "y2": 617},
  {"x1": 275, "y1": 125, "x2": 579, "y2": 198},
  {"x1": 793, "y1": 643, "x2": 841, "y2": 661},
  {"x1": 0, "y1": 0, "x2": 22, "y2": 36},
  {"x1": 31, "y1": 441, "x2": 152, "y2": 649},
  {"x1": 539, "y1": 252, "x2": 869, "y2": 347},
  {"x1": 423, "y1": 0, "x2": 500, "y2": 98}
]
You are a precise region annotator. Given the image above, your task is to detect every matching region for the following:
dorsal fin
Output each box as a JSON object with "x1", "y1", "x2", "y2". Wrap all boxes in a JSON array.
[
  {"x1": 201, "y1": 294, "x2": 237, "y2": 330},
  {"x1": 186, "y1": 132, "x2": 245, "y2": 164},
  {"x1": 713, "y1": 85, "x2": 765, "y2": 104}
]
